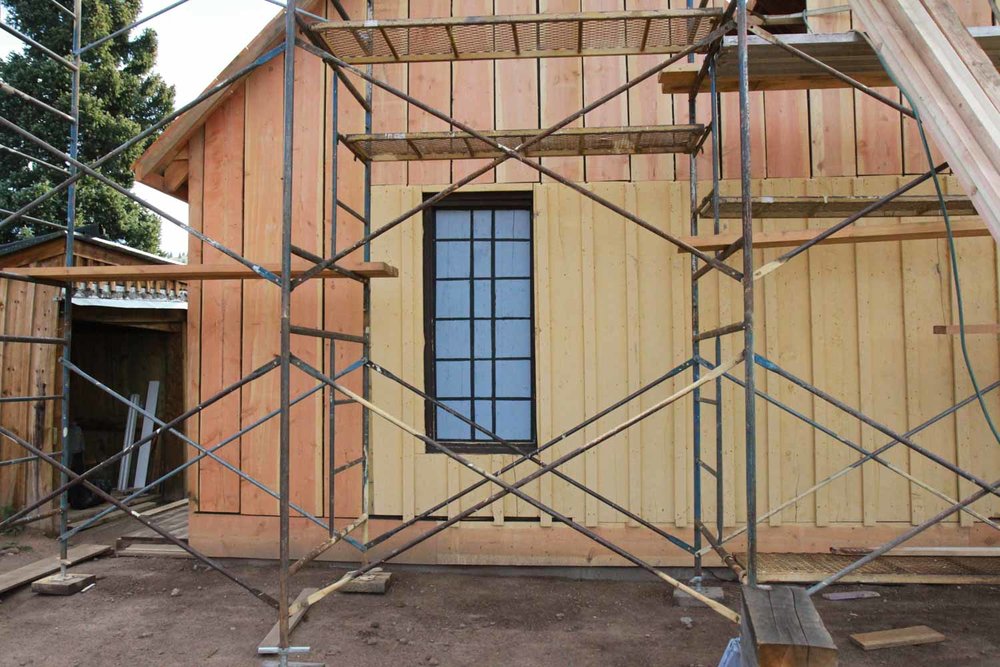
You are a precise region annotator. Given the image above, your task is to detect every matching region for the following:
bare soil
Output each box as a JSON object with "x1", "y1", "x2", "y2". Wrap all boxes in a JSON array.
[{"x1": 1, "y1": 528, "x2": 998, "y2": 666}]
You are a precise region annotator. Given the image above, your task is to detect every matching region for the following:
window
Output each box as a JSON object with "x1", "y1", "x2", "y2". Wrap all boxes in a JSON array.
[{"x1": 424, "y1": 193, "x2": 535, "y2": 454}]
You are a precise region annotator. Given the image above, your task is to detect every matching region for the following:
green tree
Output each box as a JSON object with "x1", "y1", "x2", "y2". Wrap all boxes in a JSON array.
[{"x1": 0, "y1": 0, "x2": 175, "y2": 252}]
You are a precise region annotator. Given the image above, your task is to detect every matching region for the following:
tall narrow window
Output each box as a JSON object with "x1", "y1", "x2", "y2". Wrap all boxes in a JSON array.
[{"x1": 424, "y1": 194, "x2": 535, "y2": 454}]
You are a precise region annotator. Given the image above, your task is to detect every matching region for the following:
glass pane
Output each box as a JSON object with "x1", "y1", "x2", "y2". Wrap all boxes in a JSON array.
[
  {"x1": 436, "y1": 241, "x2": 470, "y2": 278},
  {"x1": 474, "y1": 360, "x2": 492, "y2": 398},
  {"x1": 436, "y1": 281, "x2": 469, "y2": 318},
  {"x1": 437, "y1": 401, "x2": 472, "y2": 440},
  {"x1": 496, "y1": 359, "x2": 531, "y2": 398},
  {"x1": 473, "y1": 400, "x2": 494, "y2": 440},
  {"x1": 496, "y1": 209, "x2": 531, "y2": 239},
  {"x1": 435, "y1": 320, "x2": 470, "y2": 359},
  {"x1": 436, "y1": 209, "x2": 470, "y2": 239},
  {"x1": 436, "y1": 361, "x2": 471, "y2": 397},
  {"x1": 473, "y1": 241, "x2": 491, "y2": 278},
  {"x1": 495, "y1": 279, "x2": 530, "y2": 317},
  {"x1": 496, "y1": 400, "x2": 531, "y2": 440},
  {"x1": 473, "y1": 280, "x2": 492, "y2": 317},
  {"x1": 495, "y1": 320, "x2": 530, "y2": 357},
  {"x1": 474, "y1": 320, "x2": 492, "y2": 359},
  {"x1": 495, "y1": 241, "x2": 530, "y2": 277},
  {"x1": 473, "y1": 209, "x2": 492, "y2": 238}
]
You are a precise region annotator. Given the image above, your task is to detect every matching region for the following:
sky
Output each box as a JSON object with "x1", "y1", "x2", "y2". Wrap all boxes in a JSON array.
[{"x1": 0, "y1": 0, "x2": 286, "y2": 257}]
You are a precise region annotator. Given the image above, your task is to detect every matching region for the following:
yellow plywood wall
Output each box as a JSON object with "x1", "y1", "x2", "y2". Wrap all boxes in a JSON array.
[{"x1": 369, "y1": 176, "x2": 1000, "y2": 530}]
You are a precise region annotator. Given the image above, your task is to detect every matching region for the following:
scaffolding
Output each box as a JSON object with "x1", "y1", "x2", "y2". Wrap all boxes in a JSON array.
[{"x1": 1, "y1": 0, "x2": 999, "y2": 663}]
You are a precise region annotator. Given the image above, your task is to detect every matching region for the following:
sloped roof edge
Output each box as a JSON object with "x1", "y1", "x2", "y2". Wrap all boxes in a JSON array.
[{"x1": 132, "y1": 0, "x2": 325, "y2": 201}]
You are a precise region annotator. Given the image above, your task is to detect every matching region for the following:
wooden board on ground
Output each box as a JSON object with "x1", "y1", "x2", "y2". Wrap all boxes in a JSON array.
[
  {"x1": 748, "y1": 552, "x2": 1000, "y2": 585},
  {"x1": 340, "y1": 571, "x2": 393, "y2": 594},
  {"x1": 258, "y1": 588, "x2": 319, "y2": 655},
  {"x1": 850, "y1": 625, "x2": 947, "y2": 651},
  {"x1": 0, "y1": 544, "x2": 111, "y2": 596},
  {"x1": 115, "y1": 502, "x2": 189, "y2": 551},
  {"x1": 740, "y1": 585, "x2": 838, "y2": 667},
  {"x1": 116, "y1": 544, "x2": 193, "y2": 559}
]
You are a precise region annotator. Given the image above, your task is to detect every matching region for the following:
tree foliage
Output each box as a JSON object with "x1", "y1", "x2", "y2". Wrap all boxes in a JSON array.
[{"x1": 0, "y1": 0, "x2": 175, "y2": 252}]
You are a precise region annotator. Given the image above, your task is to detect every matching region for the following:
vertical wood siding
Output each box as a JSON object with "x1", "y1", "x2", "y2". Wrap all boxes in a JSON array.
[{"x1": 183, "y1": 0, "x2": 1000, "y2": 534}]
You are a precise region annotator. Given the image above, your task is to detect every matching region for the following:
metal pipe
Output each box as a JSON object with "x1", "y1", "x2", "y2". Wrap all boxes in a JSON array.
[
  {"x1": 328, "y1": 68, "x2": 340, "y2": 538},
  {"x1": 709, "y1": 54, "x2": 725, "y2": 540},
  {"x1": 61, "y1": 359, "x2": 334, "y2": 532},
  {"x1": 0, "y1": 359, "x2": 281, "y2": 530},
  {"x1": 693, "y1": 321, "x2": 744, "y2": 343},
  {"x1": 58, "y1": 0, "x2": 82, "y2": 579},
  {"x1": 291, "y1": 356, "x2": 742, "y2": 623},
  {"x1": 736, "y1": 0, "x2": 758, "y2": 586},
  {"x1": 63, "y1": 361, "x2": 366, "y2": 543},
  {"x1": 1, "y1": 44, "x2": 283, "y2": 231},
  {"x1": 79, "y1": 0, "x2": 193, "y2": 55},
  {"x1": 689, "y1": 84, "x2": 704, "y2": 580},
  {"x1": 278, "y1": 1, "x2": 297, "y2": 653},
  {"x1": 0, "y1": 21, "x2": 77, "y2": 70},
  {"x1": 807, "y1": 473, "x2": 1000, "y2": 595},
  {"x1": 0, "y1": 207, "x2": 65, "y2": 230},
  {"x1": 0, "y1": 116, "x2": 285, "y2": 285},
  {"x1": 754, "y1": 163, "x2": 950, "y2": 280},
  {"x1": 0, "y1": 451, "x2": 61, "y2": 467},
  {"x1": 757, "y1": 354, "x2": 1000, "y2": 500},
  {"x1": 747, "y1": 25, "x2": 915, "y2": 118},
  {"x1": 361, "y1": 0, "x2": 374, "y2": 560},
  {"x1": 367, "y1": 361, "x2": 695, "y2": 553},
  {"x1": 364, "y1": 358, "x2": 696, "y2": 550},
  {"x1": 0, "y1": 335, "x2": 65, "y2": 345},
  {"x1": 1, "y1": 140, "x2": 70, "y2": 172},
  {"x1": 0, "y1": 395, "x2": 62, "y2": 404},
  {"x1": 696, "y1": 520, "x2": 746, "y2": 582},
  {"x1": 292, "y1": 23, "x2": 736, "y2": 285},
  {"x1": 288, "y1": 514, "x2": 368, "y2": 575},
  {"x1": 291, "y1": 325, "x2": 367, "y2": 345},
  {"x1": 0, "y1": 425, "x2": 278, "y2": 607},
  {"x1": 702, "y1": 361, "x2": 1000, "y2": 543}
]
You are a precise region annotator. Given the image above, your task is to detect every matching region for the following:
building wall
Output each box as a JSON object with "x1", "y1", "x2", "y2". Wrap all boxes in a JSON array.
[{"x1": 182, "y1": 0, "x2": 1000, "y2": 561}]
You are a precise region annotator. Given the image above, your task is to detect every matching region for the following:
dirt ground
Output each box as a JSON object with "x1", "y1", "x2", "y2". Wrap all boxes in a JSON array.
[{"x1": 2, "y1": 527, "x2": 999, "y2": 666}]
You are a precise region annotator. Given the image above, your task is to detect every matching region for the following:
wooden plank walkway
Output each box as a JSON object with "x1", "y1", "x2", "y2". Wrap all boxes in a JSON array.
[
  {"x1": 743, "y1": 552, "x2": 1000, "y2": 585},
  {"x1": 0, "y1": 544, "x2": 112, "y2": 596}
]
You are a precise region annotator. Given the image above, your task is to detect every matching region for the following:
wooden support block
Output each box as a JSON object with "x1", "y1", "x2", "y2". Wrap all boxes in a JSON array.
[
  {"x1": 31, "y1": 572, "x2": 96, "y2": 596},
  {"x1": 258, "y1": 588, "x2": 319, "y2": 655},
  {"x1": 741, "y1": 585, "x2": 838, "y2": 667},
  {"x1": 339, "y1": 571, "x2": 393, "y2": 594},
  {"x1": 0, "y1": 544, "x2": 111, "y2": 596},
  {"x1": 849, "y1": 625, "x2": 946, "y2": 651}
]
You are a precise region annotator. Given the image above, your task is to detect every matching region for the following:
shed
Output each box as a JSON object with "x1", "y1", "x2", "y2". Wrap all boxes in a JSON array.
[{"x1": 0, "y1": 231, "x2": 187, "y2": 518}]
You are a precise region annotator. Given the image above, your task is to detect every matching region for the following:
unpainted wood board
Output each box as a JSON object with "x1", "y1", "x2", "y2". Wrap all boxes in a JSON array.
[
  {"x1": 495, "y1": 0, "x2": 540, "y2": 183},
  {"x1": 808, "y1": 0, "x2": 856, "y2": 177},
  {"x1": 592, "y1": 183, "x2": 629, "y2": 523},
  {"x1": 626, "y1": 0, "x2": 675, "y2": 181},
  {"x1": 185, "y1": 130, "x2": 205, "y2": 505},
  {"x1": 408, "y1": 0, "x2": 452, "y2": 186},
  {"x1": 371, "y1": 0, "x2": 409, "y2": 186},
  {"x1": 539, "y1": 0, "x2": 584, "y2": 183},
  {"x1": 199, "y1": 86, "x2": 245, "y2": 514},
  {"x1": 0, "y1": 276, "x2": 36, "y2": 508},
  {"x1": 765, "y1": 89, "x2": 811, "y2": 178},
  {"x1": 0, "y1": 544, "x2": 111, "y2": 596},
  {"x1": 241, "y1": 55, "x2": 284, "y2": 516},
  {"x1": 452, "y1": 0, "x2": 497, "y2": 185},
  {"x1": 290, "y1": 41, "x2": 328, "y2": 516},
  {"x1": 258, "y1": 588, "x2": 319, "y2": 654},
  {"x1": 806, "y1": 177, "x2": 862, "y2": 525},
  {"x1": 850, "y1": 625, "x2": 946, "y2": 651},
  {"x1": 581, "y1": 0, "x2": 629, "y2": 182}
]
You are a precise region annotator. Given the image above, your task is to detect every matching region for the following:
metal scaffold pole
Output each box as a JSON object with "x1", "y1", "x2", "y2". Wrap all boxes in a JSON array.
[
  {"x1": 736, "y1": 0, "x2": 758, "y2": 587},
  {"x1": 279, "y1": 0, "x2": 297, "y2": 662},
  {"x1": 58, "y1": 0, "x2": 82, "y2": 579}
]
